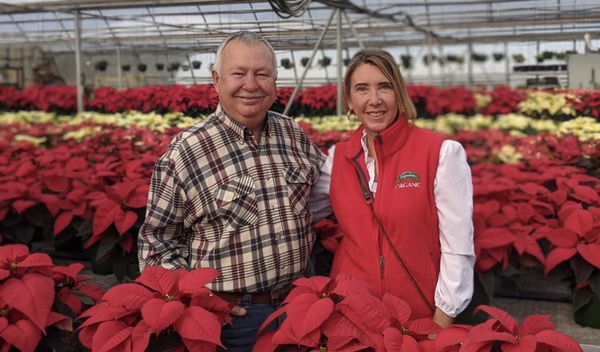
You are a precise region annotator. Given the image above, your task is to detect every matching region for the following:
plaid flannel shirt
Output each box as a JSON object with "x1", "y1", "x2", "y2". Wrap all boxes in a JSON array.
[{"x1": 138, "y1": 106, "x2": 325, "y2": 293}]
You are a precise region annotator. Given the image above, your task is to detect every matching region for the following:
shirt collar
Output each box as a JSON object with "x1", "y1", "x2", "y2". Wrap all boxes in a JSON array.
[{"x1": 216, "y1": 104, "x2": 274, "y2": 141}]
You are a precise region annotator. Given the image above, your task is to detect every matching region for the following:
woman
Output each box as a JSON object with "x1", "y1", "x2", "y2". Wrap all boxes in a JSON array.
[{"x1": 310, "y1": 50, "x2": 475, "y2": 327}]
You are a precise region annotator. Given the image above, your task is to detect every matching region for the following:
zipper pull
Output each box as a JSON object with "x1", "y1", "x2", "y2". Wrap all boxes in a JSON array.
[{"x1": 379, "y1": 255, "x2": 385, "y2": 278}]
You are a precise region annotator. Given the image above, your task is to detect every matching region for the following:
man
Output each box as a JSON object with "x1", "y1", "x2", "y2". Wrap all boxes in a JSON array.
[{"x1": 138, "y1": 31, "x2": 325, "y2": 351}]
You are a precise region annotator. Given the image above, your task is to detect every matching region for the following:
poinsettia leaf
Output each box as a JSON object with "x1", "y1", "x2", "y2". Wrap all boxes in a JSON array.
[
  {"x1": 181, "y1": 338, "x2": 218, "y2": 352},
  {"x1": 419, "y1": 339, "x2": 436, "y2": 352},
  {"x1": 92, "y1": 320, "x2": 133, "y2": 352},
  {"x1": 564, "y1": 209, "x2": 594, "y2": 236},
  {"x1": 382, "y1": 293, "x2": 411, "y2": 324},
  {"x1": 12, "y1": 200, "x2": 37, "y2": 214},
  {"x1": 114, "y1": 209, "x2": 138, "y2": 235},
  {"x1": 383, "y1": 327, "x2": 406, "y2": 352},
  {"x1": 330, "y1": 272, "x2": 378, "y2": 298},
  {"x1": 545, "y1": 228, "x2": 578, "y2": 248},
  {"x1": 434, "y1": 325, "x2": 471, "y2": 351},
  {"x1": 92, "y1": 203, "x2": 117, "y2": 237},
  {"x1": 477, "y1": 228, "x2": 516, "y2": 249},
  {"x1": 577, "y1": 243, "x2": 600, "y2": 270},
  {"x1": 0, "y1": 243, "x2": 29, "y2": 262},
  {"x1": 131, "y1": 320, "x2": 152, "y2": 352},
  {"x1": 53, "y1": 262, "x2": 85, "y2": 282},
  {"x1": 549, "y1": 190, "x2": 568, "y2": 206},
  {"x1": 127, "y1": 185, "x2": 149, "y2": 209},
  {"x1": 466, "y1": 323, "x2": 517, "y2": 345},
  {"x1": 557, "y1": 202, "x2": 583, "y2": 224},
  {"x1": 178, "y1": 268, "x2": 220, "y2": 294},
  {"x1": 271, "y1": 318, "x2": 300, "y2": 345},
  {"x1": 0, "y1": 318, "x2": 42, "y2": 352},
  {"x1": 79, "y1": 303, "x2": 132, "y2": 328},
  {"x1": 407, "y1": 318, "x2": 442, "y2": 335},
  {"x1": 173, "y1": 306, "x2": 223, "y2": 347},
  {"x1": 501, "y1": 334, "x2": 537, "y2": 352},
  {"x1": 102, "y1": 283, "x2": 154, "y2": 309},
  {"x1": 517, "y1": 203, "x2": 535, "y2": 223},
  {"x1": 473, "y1": 305, "x2": 517, "y2": 334},
  {"x1": 544, "y1": 248, "x2": 577, "y2": 274},
  {"x1": 77, "y1": 283, "x2": 105, "y2": 302},
  {"x1": 571, "y1": 186, "x2": 599, "y2": 205},
  {"x1": 0, "y1": 274, "x2": 55, "y2": 332},
  {"x1": 189, "y1": 293, "x2": 233, "y2": 325},
  {"x1": 53, "y1": 211, "x2": 74, "y2": 236},
  {"x1": 251, "y1": 331, "x2": 277, "y2": 352},
  {"x1": 57, "y1": 287, "x2": 83, "y2": 315},
  {"x1": 141, "y1": 298, "x2": 185, "y2": 334},
  {"x1": 257, "y1": 306, "x2": 287, "y2": 336},
  {"x1": 321, "y1": 312, "x2": 368, "y2": 350},
  {"x1": 292, "y1": 276, "x2": 333, "y2": 293},
  {"x1": 46, "y1": 311, "x2": 72, "y2": 331},
  {"x1": 535, "y1": 329, "x2": 582, "y2": 352},
  {"x1": 335, "y1": 292, "x2": 388, "y2": 350},
  {"x1": 135, "y1": 266, "x2": 181, "y2": 295},
  {"x1": 17, "y1": 253, "x2": 53, "y2": 274},
  {"x1": 78, "y1": 325, "x2": 99, "y2": 348},
  {"x1": 519, "y1": 314, "x2": 555, "y2": 335},
  {"x1": 287, "y1": 295, "x2": 334, "y2": 339}
]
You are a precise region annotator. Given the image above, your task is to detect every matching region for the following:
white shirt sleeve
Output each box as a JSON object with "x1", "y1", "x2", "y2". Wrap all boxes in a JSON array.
[
  {"x1": 309, "y1": 145, "x2": 335, "y2": 222},
  {"x1": 434, "y1": 140, "x2": 476, "y2": 317}
]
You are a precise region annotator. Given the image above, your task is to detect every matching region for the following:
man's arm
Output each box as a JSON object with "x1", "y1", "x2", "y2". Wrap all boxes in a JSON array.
[{"x1": 138, "y1": 152, "x2": 189, "y2": 271}]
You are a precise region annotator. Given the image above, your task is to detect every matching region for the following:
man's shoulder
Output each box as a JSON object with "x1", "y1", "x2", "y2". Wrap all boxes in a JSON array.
[{"x1": 268, "y1": 110, "x2": 293, "y2": 123}]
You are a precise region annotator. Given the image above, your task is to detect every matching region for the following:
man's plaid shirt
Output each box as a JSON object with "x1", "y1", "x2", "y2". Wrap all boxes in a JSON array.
[{"x1": 138, "y1": 106, "x2": 326, "y2": 293}]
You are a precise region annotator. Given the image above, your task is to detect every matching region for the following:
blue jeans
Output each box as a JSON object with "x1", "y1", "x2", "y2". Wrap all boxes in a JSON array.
[{"x1": 219, "y1": 294, "x2": 279, "y2": 352}]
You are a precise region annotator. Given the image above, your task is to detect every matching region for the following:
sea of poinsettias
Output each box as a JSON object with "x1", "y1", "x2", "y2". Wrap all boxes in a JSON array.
[
  {"x1": 0, "y1": 245, "x2": 585, "y2": 352},
  {"x1": 0, "y1": 84, "x2": 599, "y2": 351}
]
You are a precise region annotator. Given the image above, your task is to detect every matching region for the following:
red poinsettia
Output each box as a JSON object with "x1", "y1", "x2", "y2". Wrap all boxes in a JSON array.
[
  {"x1": 0, "y1": 244, "x2": 103, "y2": 352},
  {"x1": 254, "y1": 274, "x2": 440, "y2": 352},
  {"x1": 463, "y1": 305, "x2": 581, "y2": 352},
  {"x1": 78, "y1": 266, "x2": 231, "y2": 352}
]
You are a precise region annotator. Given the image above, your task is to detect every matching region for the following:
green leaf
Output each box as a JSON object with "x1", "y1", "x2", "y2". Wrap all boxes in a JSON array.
[
  {"x1": 24, "y1": 205, "x2": 53, "y2": 227},
  {"x1": 96, "y1": 230, "x2": 118, "y2": 262},
  {"x1": 111, "y1": 252, "x2": 128, "y2": 282},
  {"x1": 479, "y1": 270, "x2": 496, "y2": 300},
  {"x1": 14, "y1": 222, "x2": 35, "y2": 244},
  {"x1": 570, "y1": 255, "x2": 594, "y2": 285},
  {"x1": 574, "y1": 293, "x2": 600, "y2": 328},
  {"x1": 77, "y1": 217, "x2": 93, "y2": 239},
  {"x1": 572, "y1": 287, "x2": 594, "y2": 311},
  {"x1": 589, "y1": 272, "x2": 600, "y2": 298}
]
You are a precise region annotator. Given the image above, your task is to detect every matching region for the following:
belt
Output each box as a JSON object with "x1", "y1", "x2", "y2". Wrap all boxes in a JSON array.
[{"x1": 214, "y1": 286, "x2": 291, "y2": 306}]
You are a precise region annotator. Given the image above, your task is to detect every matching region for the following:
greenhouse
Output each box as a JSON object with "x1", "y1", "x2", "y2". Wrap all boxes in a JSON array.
[{"x1": 1, "y1": 0, "x2": 600, "y2": 351}]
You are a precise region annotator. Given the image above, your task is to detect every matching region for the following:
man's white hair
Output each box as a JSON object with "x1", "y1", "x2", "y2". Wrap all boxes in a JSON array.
[{"x1": 213, "y1": 31, "x2": 278, "y2": 77}]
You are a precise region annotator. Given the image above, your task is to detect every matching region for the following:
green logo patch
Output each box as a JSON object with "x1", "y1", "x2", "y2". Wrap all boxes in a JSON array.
[{"x1": 397, "y1": 171, "x2": 420, "y2": 183}]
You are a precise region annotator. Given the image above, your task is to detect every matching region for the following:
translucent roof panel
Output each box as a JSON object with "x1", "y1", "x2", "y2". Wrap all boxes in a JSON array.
[{"x1": 0, "y1": 0, "x2": 598, "y2": 54}]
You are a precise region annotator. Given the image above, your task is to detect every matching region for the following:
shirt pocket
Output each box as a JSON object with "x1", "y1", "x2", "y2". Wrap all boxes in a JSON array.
[
  {"x1": 213, "y1": 174, "x2": 259, "y2": 230},
  {"x1": 283, "y1": 165, "x2": 315, "y2": 216}
]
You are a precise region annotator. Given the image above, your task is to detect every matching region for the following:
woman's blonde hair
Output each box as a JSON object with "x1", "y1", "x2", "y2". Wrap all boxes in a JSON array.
[{"x1": 344, "y1": 49, "x2": 416, "y2": 120}]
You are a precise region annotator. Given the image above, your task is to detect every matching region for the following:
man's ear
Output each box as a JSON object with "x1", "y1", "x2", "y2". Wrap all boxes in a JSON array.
[{"x1": 211, "y1": 70, "x2": 220, "y2": 91}]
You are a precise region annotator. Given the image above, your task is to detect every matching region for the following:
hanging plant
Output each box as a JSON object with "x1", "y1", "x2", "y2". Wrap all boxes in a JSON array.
[
  {"x1": 445, "y1": 54, "x2": 464, "y2": 64},
  {"x1": 137, "y1": 63, "x2": 147, "y2": 72},
  {"x1": 318, "y1": 56, "x2": 331, "y2": 68},
  {"x1": 493, "y1": 53, "x2": 505, "y2": 62},
  {"x1": 343, "y1": 58, "x2": 350, "y2": 66},
  {"x1": 300, "y1": 57, "x2": 310, "y2": 68},
  {"x1": 192, "y1": 60, "x2": 202, "y2": 69},
  {"x1": 121, "y1": 64, "x2": 131, "y2": 72},
  {"x1": 536, "y1": 53, "x2": 545, "y2": 63},
  {"x1": 168, "y1": 62, "x2": 180, "y2": 71},
  {"x1": 181, "y1": 65, "x2": 190, "y2": 71},
  {"x1": 422, "y1": 54, "x2": 437, "y2": 66},
  {"x1": 155, "y1": 63, "x2": 164, "y2": 71},
  {"x1": 94, "y1": 60, "x2": 108, "y2": 72},
  {"x1": 555, "y1": 52, "x2": 566, "y2": 60},
  {"x1": 471, "y1": 53, "x2": 488, "y2": 63},
  {"x1": 280, "y1": 58, "x2": 293, "y2": 69},
  {"x1": 512, "y1": 54, "x2": 525, "y2": 63},
  {"x1": 400, "y1": 55, "x2": 412, "y2": 69},
  {"x1": 542, "y1": 51, "x2": 554, "y2": 60}
]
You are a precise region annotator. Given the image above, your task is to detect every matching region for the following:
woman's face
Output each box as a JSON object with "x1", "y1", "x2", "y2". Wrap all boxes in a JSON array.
[{"x1": 347, "y1": 63, "x2": 399, "y2": 135}]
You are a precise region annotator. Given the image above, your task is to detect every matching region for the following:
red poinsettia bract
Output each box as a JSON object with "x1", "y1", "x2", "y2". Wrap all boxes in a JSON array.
[
  {"x1": 78, "y1": 266, "x2": 232, "y2": 352},
  {"x1": 0, "y1": 244, "x2": 103, "y2": 352}
]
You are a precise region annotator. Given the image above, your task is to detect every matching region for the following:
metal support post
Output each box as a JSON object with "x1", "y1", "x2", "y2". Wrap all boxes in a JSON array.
[{"x1": 74, "y1": 10, "x2": 84, "y2": 112}]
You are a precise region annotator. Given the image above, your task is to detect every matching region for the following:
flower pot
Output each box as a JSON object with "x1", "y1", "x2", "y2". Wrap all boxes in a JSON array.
[{"x1": 574, "y1": 294, "x2": 600, "y2": 328}]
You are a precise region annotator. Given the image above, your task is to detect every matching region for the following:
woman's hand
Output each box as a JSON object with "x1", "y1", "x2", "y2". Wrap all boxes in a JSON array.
[{"x1": 433, "y1": 308, "x2": 453, "y2": 329}]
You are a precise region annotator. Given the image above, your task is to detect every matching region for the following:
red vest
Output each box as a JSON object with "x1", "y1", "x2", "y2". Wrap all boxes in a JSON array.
[{"x1": 330, "y1": 117, "x2": 446, "y2": 318}]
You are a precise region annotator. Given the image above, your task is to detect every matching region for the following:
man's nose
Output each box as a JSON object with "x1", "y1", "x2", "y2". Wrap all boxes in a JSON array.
[{"x1": 243, "y1": 74, "x2": 259, "y2": 90}]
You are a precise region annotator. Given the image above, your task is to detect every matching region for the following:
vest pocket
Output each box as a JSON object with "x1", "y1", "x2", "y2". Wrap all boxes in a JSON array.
[
  {"x1": 283, "y1": 166, "x2": 314, "y2": 215},
  {"x1": 213, "y1": 174, "x2": 259, "y2": 230}
]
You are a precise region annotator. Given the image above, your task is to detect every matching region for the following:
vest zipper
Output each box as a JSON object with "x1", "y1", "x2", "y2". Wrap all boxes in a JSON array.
[{"x1": 374, "y1": 135, "x2": 385, "y2": 285}]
